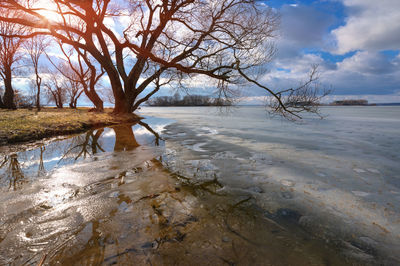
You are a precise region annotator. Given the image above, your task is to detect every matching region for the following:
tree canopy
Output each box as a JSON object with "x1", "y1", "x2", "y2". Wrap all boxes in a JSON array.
[{"x1": 0, "y1": 0, "x2": 326, "y2": 119}]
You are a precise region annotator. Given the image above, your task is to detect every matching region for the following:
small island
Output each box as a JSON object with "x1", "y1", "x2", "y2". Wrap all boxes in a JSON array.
[
  {"x1": 146, "y1": 93, "x2": 232, "y2": 107},
  {"x1": 329, "y1": 99, "x2": 369, "y2": 106}
]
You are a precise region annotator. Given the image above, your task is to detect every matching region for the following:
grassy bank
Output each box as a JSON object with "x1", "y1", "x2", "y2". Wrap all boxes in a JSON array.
[{"x1": 0, "y1": 108, "x2": 140, "y2": 145}]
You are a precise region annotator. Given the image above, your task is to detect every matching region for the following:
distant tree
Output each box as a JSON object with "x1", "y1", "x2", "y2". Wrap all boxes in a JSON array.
[
  {"x1": 66, "y1": 77, "x2": 84, "y2": 109},
  {"x1": 0, "y1": 9, "x2": 25, "y2": 109},
  {"x1": 173, "y1": 91, "x2": 181, "y2": 103},
  {"x1": 23, "y1": 35, "x2": 49, "y2": 111},
  {"x1": 61, "y1": 64, "x2": 85, "y2": 109},
  {"x1": 48, "y1": 41, "x2": 105, "y2": 111},
  {"x1": 44, "y1": 70, "x2": 66, "y2": 108},
  {"x1": 147, "y1": 93, "x2": 231, "y2": 106},
  {"x1": 13, "y1": 88, "x2": 34, "y2": 108}
]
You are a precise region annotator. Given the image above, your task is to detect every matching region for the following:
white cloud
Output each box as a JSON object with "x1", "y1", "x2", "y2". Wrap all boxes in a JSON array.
[
  {"x1": 333, "y1": 0, "x2": 400, "y2": 54},
  {"x1": 337, "y1": 51, "x2": 398, "y2": 74},
  {"x1": 320, "y1": 51, "x2": 400, "y2": 94},
  {"x1": 259, "y1": 53, "x2": 325, "y2": 92}
]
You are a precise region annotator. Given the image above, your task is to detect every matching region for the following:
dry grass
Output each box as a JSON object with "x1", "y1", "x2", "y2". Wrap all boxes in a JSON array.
[{"x1": 0, "y1": 107, "x2": 140, "y2": 145}]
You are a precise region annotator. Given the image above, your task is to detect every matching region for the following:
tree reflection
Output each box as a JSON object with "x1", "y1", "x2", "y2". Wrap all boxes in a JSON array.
[
  {"x1": 59, "y1": 121, "x2": 162, "y2": 162},
  {"x1": 37, "y1": 146, "x2": 46, "y2": 177},
  {"x1": 0, "y1": 153, "x2": 25, "y2": 190},
  {"x1": 61, "y1": 128, "x2": 105, "y2": 161},
  {"x1": 0, "y1": 122, "x2": 163, "y2": 191},
  {"x1": 138, "y1": 121, "x2": 162, "y2": 146},
  {"x1": 113, "y1": 124, "x2": 139, "y2": 152}
]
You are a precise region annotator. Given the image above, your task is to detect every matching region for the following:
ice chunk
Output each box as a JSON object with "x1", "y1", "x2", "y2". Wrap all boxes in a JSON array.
[
  {"x1": 353, "y1": 168, "x2": 366, "y2": 173},
  {"x1": 352, "y1": 191, "x2": 370, "y2": 197},
  {"x1": 281, "y1": 179, "x2": 295, "y2": 187}
]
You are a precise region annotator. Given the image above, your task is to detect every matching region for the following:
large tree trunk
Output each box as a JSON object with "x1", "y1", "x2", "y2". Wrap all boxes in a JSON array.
[
  {"x1": 3, "y1": 68, "x2": 16, "y2": 109},
  {"x1": 113, "y1": 93, "x2": 131, "y2": 114},
  {"x1": 106, "y1": 69, "x2": 131, "y2": 114}
]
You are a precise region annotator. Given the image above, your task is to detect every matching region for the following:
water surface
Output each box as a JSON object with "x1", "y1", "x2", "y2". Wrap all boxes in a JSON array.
[
  {"x1": 140, "y1": 106, "x2": 400, "y2": 263},
  {"x1": 1, "y1": 107, "x2": 399, "y2": 265}
]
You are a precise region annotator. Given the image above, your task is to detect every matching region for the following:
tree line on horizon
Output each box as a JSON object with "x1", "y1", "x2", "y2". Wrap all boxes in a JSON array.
[
  {"x1": 146, "y1": 93, "x2": 232, "y2": 106},
  {"x1": 0, "y1": 0, "x2": 327, "y2": 120}
]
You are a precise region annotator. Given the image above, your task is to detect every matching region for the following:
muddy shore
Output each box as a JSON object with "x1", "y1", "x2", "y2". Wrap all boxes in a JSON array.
[{"x1": 0, "y1": 108, "x2": 140, "y2": 146}]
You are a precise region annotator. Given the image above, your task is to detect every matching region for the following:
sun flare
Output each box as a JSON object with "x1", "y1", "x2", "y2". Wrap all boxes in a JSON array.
[
  {"x1": 37, "y1": 9, "x2": 60, "y2": 22},
  {"x1": 35, "y1": 1, "x2": 60, "y2": 22}
]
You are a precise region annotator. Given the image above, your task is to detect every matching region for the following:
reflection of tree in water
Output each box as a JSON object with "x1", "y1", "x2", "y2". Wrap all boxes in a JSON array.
[
  {"x1": 113, "y1": 121, "x2": 163, "y2": 151},
  {"x1": 60, "y1": 122, "x2": 162, "y2": 162},
  {"x1": 0, "y1": 154, "x2": 26, "y2": 190},
  {"x1": 60, "y1": 128, "x2": 105, "y2": 161},
  {"x1": 37, "y1": 146, "x2": 46, "y2": 177},
  {"x1": 138, "y1": 121, "x2": 162, "y2": 146},
  {"x1": 113, "y1": 124, "x2": 139, "y2": 152},
  {"x1": 0, "y1": 145, "x2": 48, "y2": 190}
]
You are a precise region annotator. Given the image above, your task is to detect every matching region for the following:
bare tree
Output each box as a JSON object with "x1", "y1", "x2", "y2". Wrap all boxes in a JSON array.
[
  {"x1": 66, "y1": 77, "x2": 84, "y2": 109},
  {"x1": 0, "y1": 8, "x2": 25, "y2": 109},
  {"x1": 44, "y1": 69, "x2": 66, "y2": 108},
  {"x1": 0, "y1": 0, "x2": 326, "y2": 118},
  {"x1": 48, "y1": 41, "x2": 105, "y2": 111},
  {"x1": 267, "y1": 65, "x2": 330, "y2": 120},
  {"x1": 13, "y1": 88, "x2": 34, "y2": 108},
  {"x1": 60, "y1": 63, "x2": 85, "y2": 109},
  {"x1": 23, "y1": 35, "x2": 49, "y2": 111}
]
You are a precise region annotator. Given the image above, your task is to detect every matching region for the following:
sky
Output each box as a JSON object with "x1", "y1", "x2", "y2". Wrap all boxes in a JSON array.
[
  {"x1": 8, "y1": 0, "x2": 400, "y2": 105},
  {"x1": 242, "y1": 0, "x2": 400, "y2": 104}
]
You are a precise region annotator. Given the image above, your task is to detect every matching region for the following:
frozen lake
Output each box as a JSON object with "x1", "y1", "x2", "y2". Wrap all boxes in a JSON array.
[
  {"x1": 140, "y1": 106, "x2": 400, "y2": 262},
  {"x1": 1, "y1": 106, "x2": 399, "y2": 265}
]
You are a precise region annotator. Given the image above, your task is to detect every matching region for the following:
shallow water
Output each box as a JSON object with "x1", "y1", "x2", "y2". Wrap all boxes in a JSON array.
[{"x1": 0, "y1": 106, "x2": 399, "y2": 265}]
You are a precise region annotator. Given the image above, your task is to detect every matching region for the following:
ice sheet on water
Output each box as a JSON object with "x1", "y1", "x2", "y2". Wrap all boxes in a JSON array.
[{"x1": 141, "y1": 106, "x2": 400, "y2": 261}]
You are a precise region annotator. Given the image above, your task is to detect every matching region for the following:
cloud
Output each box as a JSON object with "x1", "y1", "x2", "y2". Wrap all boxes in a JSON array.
[
  {"x1": 275, "y1": 4, "x2": 336, "y2": 59},
  {"x1": 258, "y1": 53, "x2": 326, "y2": 93},
  {"x1": 257, "y1": 50, "x2": 400, "y2": 96},
  {"x1": 337, "y1": 51, "x2": 398, "y2": 75},
  {"x1": 256, "y1": 1, "x2": 400, "y2": 98},
  {"x1": 332, "y1": 0, "x2": 400, "y2": 54},
  {"x1": 321, "y1": 51, "x2": 400, "y2": 94}
]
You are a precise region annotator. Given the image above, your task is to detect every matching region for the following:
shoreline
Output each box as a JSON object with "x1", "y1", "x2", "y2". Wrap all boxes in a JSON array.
[{"x1": 0, "y1": 108, "x2": 141, "y2": 146}]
